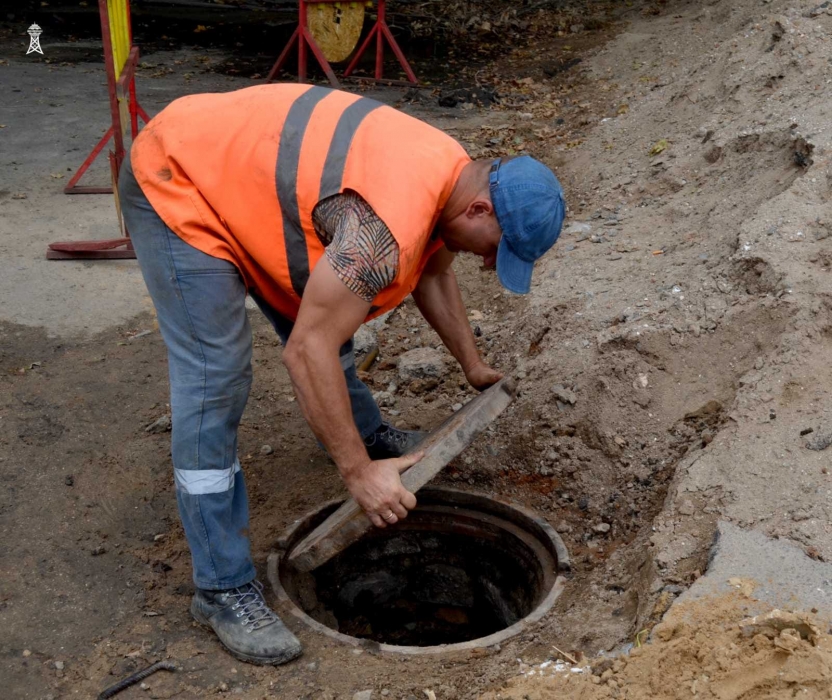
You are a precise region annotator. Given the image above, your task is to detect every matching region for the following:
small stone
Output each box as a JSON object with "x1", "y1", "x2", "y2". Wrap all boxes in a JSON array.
[
  {"x1": 381, "y1": 691, "x2": 390, "y2": 697},
  {"x1": 775, "y1": 628, "x2": 802, "y2": 653},
  {"x1": 678, "y1": 500, "x2": 695, "y2": 516},
  {"x1": 145, "y1": 414, "x2": 172, "y2": 434},
  {"x1": 594, "y1": 522, "x2": 611, "y2": 534},
  {"x1": 54, "y1": 661, "x2": 64, "y2": 670},
  {"x1": 218, "y1": 682, "x2": 229, "y2": 692},
  {"x1": 353, "y1": 325, "x2": 377, "y2": 355},
  {"x1": 260, "y1": 444, "x2": 274, "y2": 456},
  {"x1": 590, "y1": 656, "x2": 613, "y2": 676},
  {"x1": 633, "y1": 391, "x2": 651, "y2": 408},
  {"x1": 64, "y1": 475, "x2": 74, "y2": 486},
  {"x1": 398, "y1": 348, "x2": 446, "y2": 382},
  {"x1": 806, "y1": 432, "x2": 832, "y2": 451},
  {"x1": 452, "y1": 403, "x2": 463, "y2": 412},
  {"x1": 306, "y1": 661, "x2": 318, "y2": 670},
  {"x1": 565, "y1": 222, "x2": 592, "y2": 236},
  {"x1": 353, "y1": 691, "x2": 373, "y2": 700},
  {"x1": 373, "y1": 391, "x2": 395, "y2": 408},
  {"x1": 91, "y1": 545, "x2": 106, "y2": 556},
  {"x1": 552, "y1": 384, "x2": 577, "y2": 405},
  {"x1": 408, "y1": 378, "x2": 439, "y2": 394},
  {"x1": 365, "y1": 310, "x2": 393, "y2": 331},
  {"x1": 140, "y1": 682, "x2": 150, "y2": 690},
  {"x1": 22, "y1": 649, "x2": 32, "y2": 657}
]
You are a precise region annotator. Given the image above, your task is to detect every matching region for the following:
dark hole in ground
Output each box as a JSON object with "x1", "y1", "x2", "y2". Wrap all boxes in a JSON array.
[{"x1": 280, "y1": 493, "x2": 561, "y2": 647}]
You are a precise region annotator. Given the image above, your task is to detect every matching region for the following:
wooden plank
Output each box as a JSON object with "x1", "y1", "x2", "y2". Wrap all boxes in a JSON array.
[{"x1": 288, "y1": 376, "x2": 517, "y2": 572}]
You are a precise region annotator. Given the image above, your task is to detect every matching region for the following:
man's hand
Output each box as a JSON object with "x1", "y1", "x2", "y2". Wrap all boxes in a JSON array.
[
  {"x1": 342, "y1": 452, "x2": 423, "y2": 528},
  {"x1": 463, "y1": 360, "x2": 504, "y2": 391}
]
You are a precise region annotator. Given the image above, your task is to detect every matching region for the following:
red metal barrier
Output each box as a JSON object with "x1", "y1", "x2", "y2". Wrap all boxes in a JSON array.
[
  {"x1": 50, "y1": 0, "x2": 146, "y2": 260},
  {"x1": 267, "y1": 0, "x2": 418, "y2": 86}
]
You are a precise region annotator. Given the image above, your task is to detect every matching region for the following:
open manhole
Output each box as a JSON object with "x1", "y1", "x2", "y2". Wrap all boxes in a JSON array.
[{"x1": 267, "y1": 487, "x2": 570, "y2": 654}]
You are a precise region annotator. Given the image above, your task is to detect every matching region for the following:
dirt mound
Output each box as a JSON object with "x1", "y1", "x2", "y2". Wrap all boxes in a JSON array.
[{"x1": 482, "y1": 594, "x2": 832, "y2": 699}]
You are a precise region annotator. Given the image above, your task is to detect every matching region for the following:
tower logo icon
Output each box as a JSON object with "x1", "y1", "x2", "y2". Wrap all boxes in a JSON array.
[{"x1": 27, "y1": 24, "x2": 43, "y2": 55}]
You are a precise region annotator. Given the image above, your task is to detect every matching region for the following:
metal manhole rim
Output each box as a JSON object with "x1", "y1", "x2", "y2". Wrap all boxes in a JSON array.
[{"x1": 267, "y1": 486, "x2": 571, "y2": 656}]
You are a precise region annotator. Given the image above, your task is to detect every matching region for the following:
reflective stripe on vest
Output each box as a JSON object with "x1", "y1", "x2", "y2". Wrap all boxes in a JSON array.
[{"x1": 276, "y1": 87, "x2": 384, "y2": 297}]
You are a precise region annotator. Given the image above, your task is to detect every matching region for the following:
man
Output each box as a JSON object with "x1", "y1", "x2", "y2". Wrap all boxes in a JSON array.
[{"x1": 120, "y1": 83, "x2": 564, "y2": 665}]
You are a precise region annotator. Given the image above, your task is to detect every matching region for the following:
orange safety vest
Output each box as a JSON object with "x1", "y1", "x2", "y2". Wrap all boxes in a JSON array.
[{"x1": 131, "y1": 84, "x2": 471, "y2": 321}]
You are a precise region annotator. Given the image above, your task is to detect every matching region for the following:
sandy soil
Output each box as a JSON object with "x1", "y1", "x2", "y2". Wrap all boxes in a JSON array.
[
  {"x1": 483, "y1": 591, "x2": 832, "y2": 700},
  {"x1": 4, "y1": 0, "x2": 832, "y2": 697}
]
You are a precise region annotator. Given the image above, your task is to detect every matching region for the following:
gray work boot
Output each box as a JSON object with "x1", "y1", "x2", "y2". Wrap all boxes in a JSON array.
[
  {"x1": 364, "y1": 421, "x2": 427, "y2": 460},
  {"x1": 191, "y1": 580, "x2": 302, "y2": 665}
]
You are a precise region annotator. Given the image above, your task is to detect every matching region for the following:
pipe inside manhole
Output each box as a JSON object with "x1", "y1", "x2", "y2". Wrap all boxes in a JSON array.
[{"x1": 267, "y1": 487, "x2": 570, "y2": 654}]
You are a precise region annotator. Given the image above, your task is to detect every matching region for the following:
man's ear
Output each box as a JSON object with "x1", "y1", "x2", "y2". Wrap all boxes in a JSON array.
[{"x1": 467, "y1": 198, "x2": 494, "y2": 218}]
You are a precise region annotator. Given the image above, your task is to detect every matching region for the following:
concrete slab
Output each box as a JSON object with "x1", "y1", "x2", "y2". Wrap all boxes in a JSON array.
[{"x1": 671, "y1": 521, "x2": 832, "y2": 625}]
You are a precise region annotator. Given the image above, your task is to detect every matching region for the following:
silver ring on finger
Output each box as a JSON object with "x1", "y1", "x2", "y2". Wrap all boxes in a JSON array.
[{"x1": 382, "y1": 511, "x2": 395, "y2": 521}]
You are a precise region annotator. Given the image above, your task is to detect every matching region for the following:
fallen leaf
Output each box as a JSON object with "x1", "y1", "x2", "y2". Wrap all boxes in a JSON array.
[{"x1": 649, "y1": 139, "x2": 668, "y2": 155}]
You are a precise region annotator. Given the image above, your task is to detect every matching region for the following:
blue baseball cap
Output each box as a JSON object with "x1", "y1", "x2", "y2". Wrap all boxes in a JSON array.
[{"x1": 490, "y1": 156, "x2": 565, "y2": 294}]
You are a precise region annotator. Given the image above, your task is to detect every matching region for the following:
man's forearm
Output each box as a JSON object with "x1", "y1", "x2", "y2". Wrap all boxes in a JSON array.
[
  {"x1": 412, "y1": 267, "x2": 481, "y2": 373},
  {"x1": 283, "y1": 339, "x2": 367, "y2": 478}
]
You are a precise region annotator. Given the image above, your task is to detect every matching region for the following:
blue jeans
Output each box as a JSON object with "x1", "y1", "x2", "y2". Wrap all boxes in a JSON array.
[{"x1": 119, "y1": 154, "x2": 382, "y2": 590}]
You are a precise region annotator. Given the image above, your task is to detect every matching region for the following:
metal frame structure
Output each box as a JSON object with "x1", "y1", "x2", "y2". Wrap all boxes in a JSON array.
[
  {"x1": 343, "y1": 0, "x2": 416, "y2": 83},
  {"x1": 63, "y1": 0, "x2": 148, "y2": 196},
  {"x1": 267, "y1": 0, "x2": 418, "y2": 86},
  {"x1": 49, "y1": 0, "x2": 146, "y2": 260}
]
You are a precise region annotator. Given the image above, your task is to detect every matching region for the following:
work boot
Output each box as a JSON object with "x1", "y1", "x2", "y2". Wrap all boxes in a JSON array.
[
  {"x1": 364, "y1": 421, "x2": 427, "y2": 460},
  {"x1": 191, "y1": 580, "x2": 302, "y2": 665}
]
